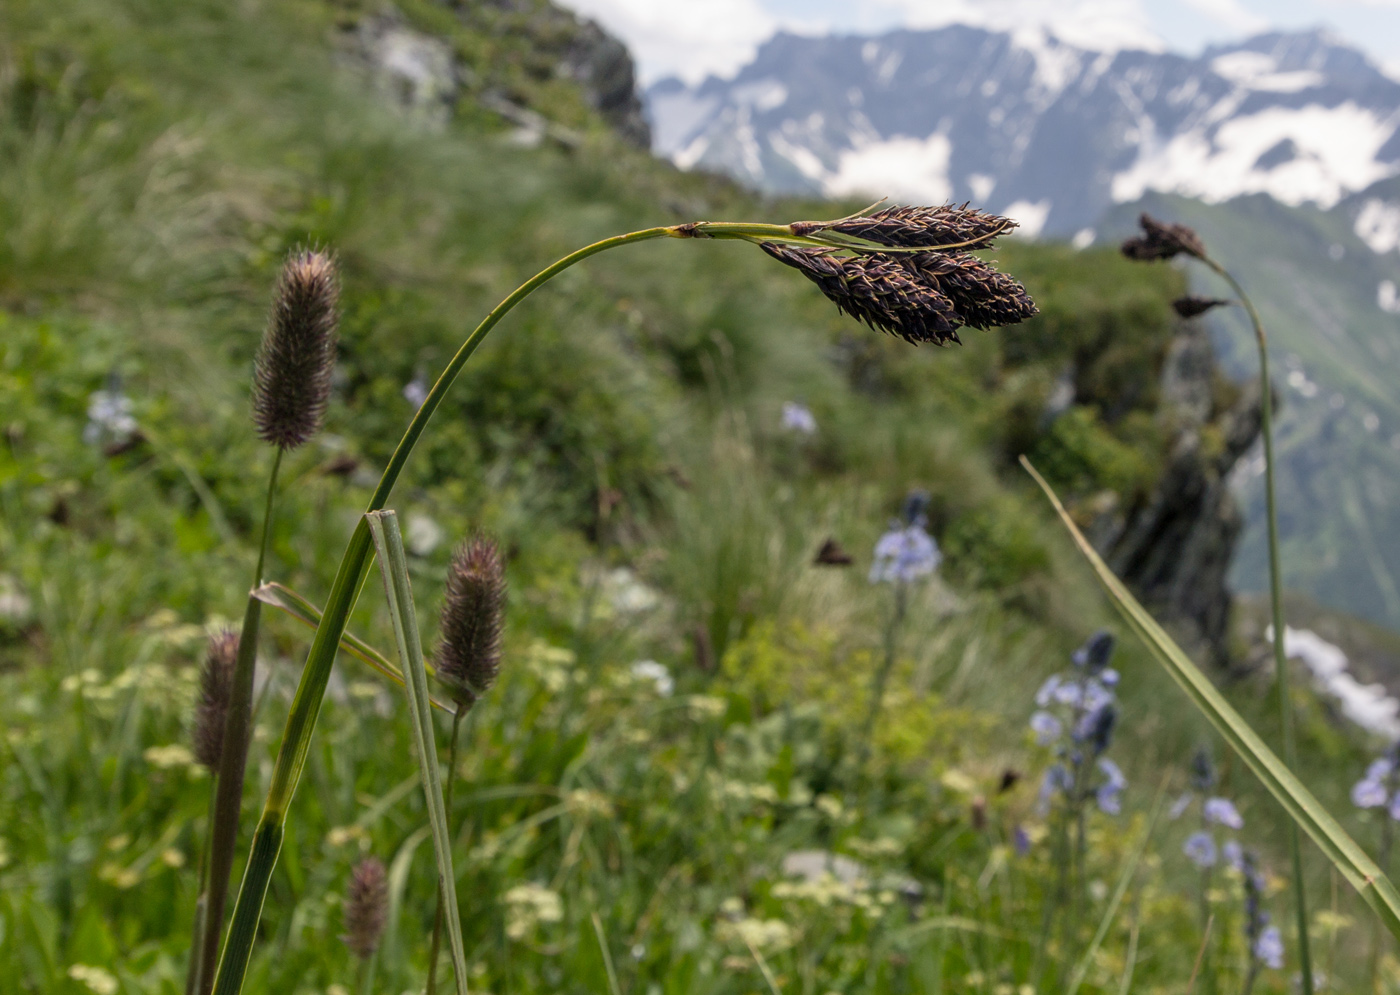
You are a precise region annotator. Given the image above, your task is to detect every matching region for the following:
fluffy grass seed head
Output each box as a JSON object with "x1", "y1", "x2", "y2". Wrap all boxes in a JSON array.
[
  {"x1": 1120, "y1": 213, "x2": 1206, "y2": 262},
  {"x1": 342, "y1": 856, "x2": 388, "y2": 960},
  {"x1": 193, "y1": 628, "x2": 239, "y2": 770},
  {"x1": 760, "y1": 242, "x2": 962, "y2": 345},
  {"x1": 436, "y1": 535, "x2": 506, "y2": 710},
  {"x1": 252, "y1": 248, "x2": 340, "y2": 450},
  {"x1": 792, "y1": 203, "x2": 1015, "y2": 249}
]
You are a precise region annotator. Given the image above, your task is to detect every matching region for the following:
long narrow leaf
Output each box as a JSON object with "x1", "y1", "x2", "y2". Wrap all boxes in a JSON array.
[
  {"x1": 252, "y1": 582, "x2": 454, "y2": 712},
  {"x1": 1021, "y1": 455, "x2": 1400, "y2": 938},
  {"x1": 365, "y1": 511, "x2": 470, "y2": 993}
]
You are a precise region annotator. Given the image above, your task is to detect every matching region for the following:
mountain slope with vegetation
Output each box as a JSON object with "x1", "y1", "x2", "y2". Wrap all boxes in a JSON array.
[{"x1": 0, "y1": 1, "x2": 1394, "y2": 992}]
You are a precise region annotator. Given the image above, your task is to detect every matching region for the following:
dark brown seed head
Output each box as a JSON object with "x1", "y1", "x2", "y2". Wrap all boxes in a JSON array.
[
  {"x1": 760, "y1": 242, "x2": 962, "y2": 345},
  {"x1": 193, "y1": 629, "x2": 239, "y2": 770},
  {"x1": 792, "y1": 203, "x2": 1015, "y2": 249},
  {"x1": 436, "y1": 535, "x2": 506, "y2": 710},
  {"x1": 1120, "y1": 213, "x2": 1206, "y2": 262},
  {"x1": 252, "y1": 249, "x2": 340, "y2": 450},
  {"x1": 1171, "y1": 295, "x2": 1232, "y2": 319},
  {"x1": 896, "y1": 251, "x2": 1039, "y2": 330},
  {"x1": 343, "y1": 857, "x2": 388, "y2": 960}
]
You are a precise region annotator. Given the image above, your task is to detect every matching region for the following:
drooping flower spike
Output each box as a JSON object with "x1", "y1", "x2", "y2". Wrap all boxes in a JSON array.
[{"x1": 1119, "y1": 213, "x2": 1206, "y2": 262}]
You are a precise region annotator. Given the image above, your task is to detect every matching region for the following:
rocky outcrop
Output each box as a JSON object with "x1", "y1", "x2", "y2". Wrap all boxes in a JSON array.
[
  {"x1": 348, "y1": 1, "x2": 650, "y2": 147},
  {"x1": 1090, "y1": 321, "x2": 1264, "y2": 667}
]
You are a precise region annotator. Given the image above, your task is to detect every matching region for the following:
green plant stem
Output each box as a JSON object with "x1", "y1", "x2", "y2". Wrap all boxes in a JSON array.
[
  {"x1": 212, "y1": 225, "x2": 680, "y2": 995},
  {"x1": 366, "y1": 511, "x2": 469, "y2": 994},
  {"x1": 857, "y1": 581, "x2": 906, "y2": 782},
  {"x1": 426, "y1": 709, "x2": 465, "y2": 995},
  {"x1": 195, "y1": 445, "x2": 282, "y2": 995},
  {"x1": 1203, "y1": 256, "x2": 1312, "y2": 995}
]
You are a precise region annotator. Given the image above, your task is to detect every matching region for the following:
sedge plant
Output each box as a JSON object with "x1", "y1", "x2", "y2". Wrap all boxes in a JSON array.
[
  {"x1": 1119, "y1": 213, "x2": 1314, "y2": 991},
  {"x1": 206, "y1": 203, "x2": 1040, "y2": 993}
]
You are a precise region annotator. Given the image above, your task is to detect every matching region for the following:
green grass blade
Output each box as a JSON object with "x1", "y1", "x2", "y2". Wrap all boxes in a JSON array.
[
  {"x1": 252, "y1": 582, "x2": 454, "y2": 712},
  {"x1": 1065, "y1": 779, "x2": 1166, "y2": 995},
  {"x1": 365, "y1": 510, "x2": 469, "y2": 994},
  {"x1": 1021, "y1": 455, "x2": 1400, "y2": 939}
]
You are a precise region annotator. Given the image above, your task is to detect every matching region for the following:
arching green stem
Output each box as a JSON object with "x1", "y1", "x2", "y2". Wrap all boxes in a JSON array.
[
  {"x1": 211, "y1": 225, "x2": 684, "y2": 994},
  {"x1": 1203, "y1": 256, "x2": 1313, "y2": 995}
]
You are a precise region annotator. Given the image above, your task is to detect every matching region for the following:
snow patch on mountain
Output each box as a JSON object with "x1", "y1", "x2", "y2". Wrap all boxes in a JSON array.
[
  {"x1": 1280, "y1": 626, "x2": 1400, "y2": 739},
  {"x1": 1356, "y1": 198, "x2": 1400, "y2": 254},
  {"x1": 1209, "y1": 51, "x2": 1324, "y2": 93},
  {"x1": 1111, "y1": 102, "x2": 1399, "y2": 208}
]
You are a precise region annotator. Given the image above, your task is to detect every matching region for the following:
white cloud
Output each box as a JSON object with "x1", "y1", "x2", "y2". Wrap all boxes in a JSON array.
[
  {"x1": 555, "y1": 0, "x2": 782, "y2": 83},
  {"x1": 1179, "y1": 0, "x2": 1269, "y2": 33}
]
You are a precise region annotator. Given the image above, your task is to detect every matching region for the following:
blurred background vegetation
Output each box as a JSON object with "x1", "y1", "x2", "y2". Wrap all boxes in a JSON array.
[{"x1": 1, "y1": 1, "x2": 1397, "y2": 992}]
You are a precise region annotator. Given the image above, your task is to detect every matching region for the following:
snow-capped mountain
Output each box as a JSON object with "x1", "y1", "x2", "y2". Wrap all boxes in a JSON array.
[{"x1": 646, "y1": 26, "x2": 1400, "y2": 238}]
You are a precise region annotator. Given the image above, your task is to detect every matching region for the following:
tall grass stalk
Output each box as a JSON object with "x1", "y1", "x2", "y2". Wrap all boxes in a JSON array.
[
  {"x1": 193, "y1": 445, "x2": 281, "y2": 995},
  {"x1": 365, "y1": 510, "x2": 469, "y2": 993},
  {"x1": 1199, "y1": 256, "x2": 1314, "y2": 993}
]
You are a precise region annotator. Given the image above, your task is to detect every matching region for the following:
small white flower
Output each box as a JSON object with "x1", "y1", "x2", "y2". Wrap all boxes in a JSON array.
[{"x1": 630, "y1": 660, "x2": 674, "y2": 696}]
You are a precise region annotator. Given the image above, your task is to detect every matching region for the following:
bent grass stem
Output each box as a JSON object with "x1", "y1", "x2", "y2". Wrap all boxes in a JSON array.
[{"x1": 211, "y1": 225, "x2": 714, "y2": 993}]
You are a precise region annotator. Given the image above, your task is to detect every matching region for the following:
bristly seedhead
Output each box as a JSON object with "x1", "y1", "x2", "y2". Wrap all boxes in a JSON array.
[
  {"x1": 760, "y1": 242, "x2": 962, "y2": 345},
  {"x1": 1171, "y1": 295, "x2": 1231, "y2": 319},
  {"x1": 252, "y1": 248, "x2": 340, "y2": 450},
  {"x1": 1120, "y1": 213, "x2": 1206, "y2": 262},
  {"x1": 792, "y1": 203, "x2": 1015, "y2": 250},
  {"x1": 342, "y1": 857, "x2": 388, "y2": 960},
  {"x1": 193, "y1": 629, "x2": 239, "y2": 770},
  {"x1": 897, "y1": 251, "x2": 1038, "y2": 330},
  {"x1": 436, "y1": 535, "x2": 506, "y2": 710}
]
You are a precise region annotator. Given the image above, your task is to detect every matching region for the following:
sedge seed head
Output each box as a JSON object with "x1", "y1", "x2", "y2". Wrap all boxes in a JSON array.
[
  {"x1": 1120, "y1": 213, "x2": 1206, "y2": 262},
  {"x1": 792, "y1": 203, "x2": 1016, "y2": 249},
  {"x1": 342, "y1": 857, "x2": 388, "y2": 960},
  {"x1": 252, "y1": 249, "x2": 340, "y2": 450},
  {"x1": 896, "y1": 251, "x2": 1038, "y2": 330},
  {"x1": 436, "y1": 535, "x2": 506, "y2": 709},
  {"x1": 760, "y1": 242, "x2": 963, "y2": 345},
  {"x1": 193, "y1": 628, "x2": 239, "y2": 770},
  {"x1": 1171, "y1": 295, "x2": 1231, "y2": 319}
]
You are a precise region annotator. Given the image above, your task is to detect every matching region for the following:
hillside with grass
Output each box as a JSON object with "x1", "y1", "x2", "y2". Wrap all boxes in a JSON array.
[{"x1": 2, "y1": 1, "x2": 1398, "y2": 993}]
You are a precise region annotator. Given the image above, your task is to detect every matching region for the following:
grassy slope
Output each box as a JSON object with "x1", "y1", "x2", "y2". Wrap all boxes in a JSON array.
[{"x1": 0, "y1": 1, "x2": 1393, "y2": 992}]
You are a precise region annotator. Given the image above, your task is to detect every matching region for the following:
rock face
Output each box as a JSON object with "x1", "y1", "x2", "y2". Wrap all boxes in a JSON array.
[
  {"x1": 1094, "y1": 320, "x2": 1264, "y2": 666},
  {"x1": 551, "y1": 12, "x2": 651, "y2": 147},
  {"x1": 345, "y1": 1, "x2": 650, "y2": 147}
]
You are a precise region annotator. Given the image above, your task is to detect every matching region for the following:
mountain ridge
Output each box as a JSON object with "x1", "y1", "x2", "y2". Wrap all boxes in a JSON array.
[{"x1": 646, "y1": 25, "x2": 1400, "y2": 238}]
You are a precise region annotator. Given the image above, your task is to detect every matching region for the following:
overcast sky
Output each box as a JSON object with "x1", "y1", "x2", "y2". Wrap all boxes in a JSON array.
[{"x1": 555, "y1": 0, "x2": 1400, "y2": 85}]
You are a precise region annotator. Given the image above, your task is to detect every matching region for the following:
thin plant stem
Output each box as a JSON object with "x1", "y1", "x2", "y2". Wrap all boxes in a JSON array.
[
  {"x1": 857, "y1": 581, "x2": 906, "y2": 782},
  {"x1": 195, "y1": 445, "x2": 282, "y2": 995},
  {"x1": 1372, "y1": 815, "x2": 1394, "y2": 993},
  {"x1": 213, "y1": 225, "x2": 682, "y2": 995},
  {"x1": 426, "y1": 709, "x2": 466, "y2": 995},
  {"x1": 1187, "y1": 914, "x2": 1216, "y2": 995},
  {"x1": 366, "y1": 511, "x2": 469, "y2": 993},
  {"x1": 1202, "y1": 256, "x2": 1313, "y2": 995}
]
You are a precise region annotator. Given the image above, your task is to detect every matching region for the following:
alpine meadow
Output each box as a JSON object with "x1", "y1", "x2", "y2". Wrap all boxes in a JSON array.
[{"x1": 5, "y1": 2, "x2": 1400, "y2": 994}]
